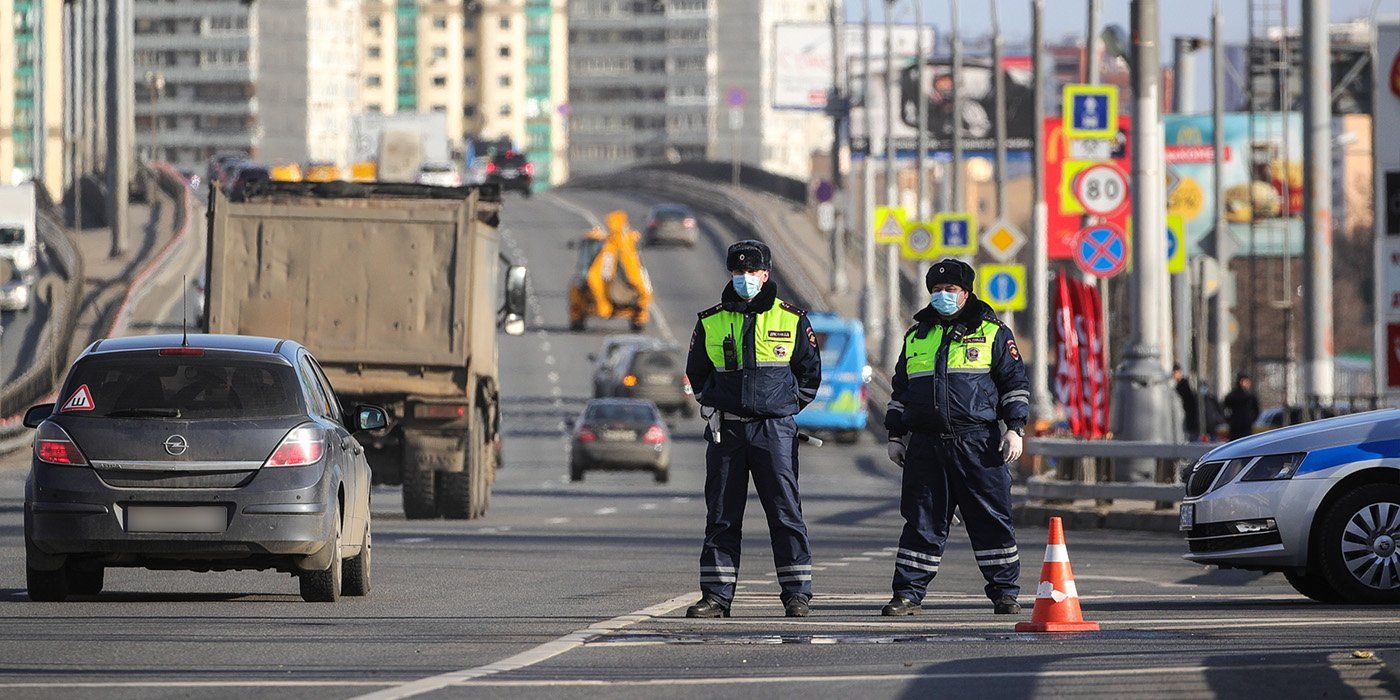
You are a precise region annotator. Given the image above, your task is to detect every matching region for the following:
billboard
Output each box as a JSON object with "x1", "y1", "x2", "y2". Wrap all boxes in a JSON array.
[
  {"x1": 1378, "y1": 22, "x2": 1400, "y2": 396},
  {"x1": 1162, "y1": 113, "x2": 1303, "y2": 257},
  {"x1": 772, "y1": 24, "x2": 933, "y2": 111}
]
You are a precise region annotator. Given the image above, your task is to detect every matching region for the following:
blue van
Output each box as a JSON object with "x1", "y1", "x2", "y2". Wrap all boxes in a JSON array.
[{"x1": 796, "y1": 312, "x2": 871, "y2": 443}]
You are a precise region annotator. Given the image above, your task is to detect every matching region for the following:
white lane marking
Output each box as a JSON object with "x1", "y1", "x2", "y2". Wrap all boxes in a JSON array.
[
  {"x1": 639, "y1": 502, "x2": 658, "y2": 511},
  {"x1": 545, "y1": 355, "x2": 557, "y2": 366},
  {"x1": 670, "y1": 497, "x2": 691, "y2": 503},
  {"x1": 0, "y1": 682, "x2": 398, "y2": 689},
  {"x1": 445, "y1": 661, "x2": 1353, "y2": 688},
  {"x1": 826, "y1": 562, "x2": 849, "y2": 567},
  {"x1": 398, "y1": 537, "x2": 431, "y2": 544},
  {"x1": 352, "y1": 593, "x2": 695, "y2": 700},
  {"x1": 541, "y1": 341, "x2": 552, "y2": 352},
  {"x1": 860, "y1": 551, "x2": 888, "y2": 557},
  {"x1": 841, "y1": 556, "x2": 872, "y2": 562},
  {"x1": 546, "y1": 192, "x2": 676, "y2": 344},
  {"x1": 1075, "y1": 574, "x2": 1196, "y2": 589},
  {"x1": 594, "y1": 507, "x2": 618, "y2": 516},
  {"x1": 547, "y1": 371, "x2": 560, "y2": 383},
  {"x1": 547, "y1": 517, "x2": 570, "y2": 525}
]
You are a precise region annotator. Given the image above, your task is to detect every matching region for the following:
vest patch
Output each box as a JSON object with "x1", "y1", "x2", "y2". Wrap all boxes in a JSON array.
[
  {"x1": 966, "y1": 347, "x2": 980, "y2": 362},
  {"x1": 963, "y1": 336, "x2": 987, "y2": 343},
  {"x1": 767, "y1": 330, "x2": 792, "y2": 339},
  {"x1": 775, "y1": 345, "x2": 788, "y2": 358}
]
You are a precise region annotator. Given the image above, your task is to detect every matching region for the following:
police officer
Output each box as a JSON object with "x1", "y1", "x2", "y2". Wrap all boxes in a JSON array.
[
  {"x1": 881, "y1": 259, "x2": 1030, "y2": 616},
  {"x1": 684, "y1": 240, "x2": 822, "y2": 618}
]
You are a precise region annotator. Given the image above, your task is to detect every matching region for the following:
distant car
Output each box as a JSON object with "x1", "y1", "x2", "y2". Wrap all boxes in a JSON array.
[
  {"x1": 591, "y1": 334, "x2": 665, "y2": 398},
  {"x1": 225, "y1": 164, "x2": 270, "y2": 201},
  {"x1": 1181, "y1": 409, "x2": 1400, "y2": 603},
  {"x1": 208, "y1": 151, "x2": 248, "y2": 185},
  {"x1": 21, "y1": 334, "x2": 386, "y2": 603},
  {"x1": 570, "y1": 398, "x2": 671, "y2": 483},
  {"x1": 795, "y1": 312, "x2": 870, "y2": 443},
  {"x1": 1253, "y1": 406, "x2": 1343, "y2": 434},
  {"x1": 606, "y1": 346, "x2": 693, "y2": 418},
  {"x1": 416, "y1": 161, "x2": 462, "y2": 187},
  {"x1": 644, "y1": 204, "x2": 698, "y2": 247},
  {"x1": 486, "y1": 151, "x2": 533, "y2": 196}
]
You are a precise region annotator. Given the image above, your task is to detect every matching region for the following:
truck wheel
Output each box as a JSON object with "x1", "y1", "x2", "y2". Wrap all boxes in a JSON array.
[
  {"x1": 653, "y1": 467, "x2": 669, "y2": 484},
  {"x1": 1283, "y1": 566, "x2": 1342, "y2": 603},
  {"x1": 570, "y1": 317, "x2": 585, "y2": 332},
  {"x1": 67, "y1": 566, "x2": 104, "y2": 596},
  {"x1": 473, "y1": 409, "x2": 493, "y2": 517},
  {"x1": 1317, "y1": 483, "x2": 1400, "y2": 603},
  {"x1": 402, "y1": 466, "x2": 438, "y2": 519}
]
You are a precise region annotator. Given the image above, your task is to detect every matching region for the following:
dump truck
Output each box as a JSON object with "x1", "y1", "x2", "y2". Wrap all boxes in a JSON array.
[
  {"x1": 204, "y1": 180, "x2": 528, "y2": 520},
  {"x1": 568, "y1": 210, "x2": 653, "y2": 332}
]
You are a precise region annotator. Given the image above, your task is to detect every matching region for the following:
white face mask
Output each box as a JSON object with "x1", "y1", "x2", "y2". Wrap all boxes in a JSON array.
[{"x1": 732, "y1": 273, "x2": 763, "y2": 299}]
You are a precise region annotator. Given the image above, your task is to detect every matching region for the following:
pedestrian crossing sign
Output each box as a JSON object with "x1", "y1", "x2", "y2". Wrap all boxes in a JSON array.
[
  {"x1": 872, "y1": 206, "x2": 908, "y2": 244},
  {"x1": 933, "y1": 212, "x2": 977, "y2": 256},
  {"x1": 978, "y1": 264, "x2": 1027, "y2": 312}
]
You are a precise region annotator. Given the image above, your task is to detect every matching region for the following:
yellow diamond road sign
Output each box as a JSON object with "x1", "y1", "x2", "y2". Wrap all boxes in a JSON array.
[
  {"x1": 872, "y1": 206, "x2": 907, "y2": 244},
  {"x1": 901, "y1": 220, "x2": 940, "y2": 260},
  {"x1": 981, "y1": 219, "x2": 1026, "y2": 263}
]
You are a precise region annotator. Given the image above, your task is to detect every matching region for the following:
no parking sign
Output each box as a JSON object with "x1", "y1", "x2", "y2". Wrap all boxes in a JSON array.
[{"x1": 1073, "y1": 224, "x2": 1128, "y2": 278}]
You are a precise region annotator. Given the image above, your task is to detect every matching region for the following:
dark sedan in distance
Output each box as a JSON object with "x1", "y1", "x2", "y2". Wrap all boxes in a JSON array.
[
  {"x1": 570, "y1": 399, "x2": 671, "y2": 483},
  {"x1": 22, "y1": 334, "x2": 386, "y2": 602},
  {"x1": 485, "y1": 150, "x2": 533, "y2": 196},
  {"x1": 644, "y1": 203, "x2": 698, "y2": 247}
]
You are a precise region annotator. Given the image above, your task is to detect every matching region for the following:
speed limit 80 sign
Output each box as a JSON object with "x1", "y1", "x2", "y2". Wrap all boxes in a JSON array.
[{"x1": 1073, "y1": 163, "x2": 1129, "y2": 217}]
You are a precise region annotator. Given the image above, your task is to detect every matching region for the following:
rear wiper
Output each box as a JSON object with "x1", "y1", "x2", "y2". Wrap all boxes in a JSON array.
[{"x1": 104, "y1": 408, "x2": 182, "y2": 418}]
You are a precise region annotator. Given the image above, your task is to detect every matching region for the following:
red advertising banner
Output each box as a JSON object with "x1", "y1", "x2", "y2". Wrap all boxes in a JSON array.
[
  {"x1": 1043, "y1": 116, "x2": 1133, "y2": 259},
  {"x1": 1054, "y1": 271, "x2": 1111, "y2": 437},
  {"x1": 1388, "y1": 324, "x2": 1400, "y2": 389}
]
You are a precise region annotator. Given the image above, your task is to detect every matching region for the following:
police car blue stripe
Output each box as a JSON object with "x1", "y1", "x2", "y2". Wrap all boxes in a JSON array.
[{"x1": 1295, "y1": 438, "x2": 1400, "y2": 476}]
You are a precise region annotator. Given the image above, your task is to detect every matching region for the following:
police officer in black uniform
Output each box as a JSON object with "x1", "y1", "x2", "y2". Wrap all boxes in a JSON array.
[
  {"x1": 684, "y1": 240, "x2": 822, "y2": 618},
  {"x1": 881, "y1": 259, "x2": 1031, "y2": 616}
]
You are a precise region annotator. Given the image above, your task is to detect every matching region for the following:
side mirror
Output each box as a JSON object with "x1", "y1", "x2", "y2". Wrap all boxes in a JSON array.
[
  {"x1": 23, "y1": 403, "x2": 54, "y2": 429},
  {"x1": 500, "y1": 265, "x2": 528, "y2": 336},
  {"x1": 351, "y1": 405, "x2": 389, "y2": 433}
]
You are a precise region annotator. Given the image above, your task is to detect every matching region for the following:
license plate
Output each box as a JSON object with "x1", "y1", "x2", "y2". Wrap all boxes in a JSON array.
[
  {"x1": 502, "y1": 169, "x2": 518, "y2": 177},
  {"x1": 646, "y1": 374, "x2": 671, "y2": 384},
  {"x1": 1179, "y1": 503, "x2": 1195, "y2": 531},
  {"x1": 602, "y1": 429, "x2": 636, "y2": 441},
  {"x1": 126, "y1": 505, "x2": 227, "y2": 533}
]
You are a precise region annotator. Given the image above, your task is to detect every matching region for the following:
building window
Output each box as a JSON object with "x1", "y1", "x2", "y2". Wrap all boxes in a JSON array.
[
  {"x1": 464, "y1": 46, "x2": 477, "y2": 59},
  {"x1": 368, "y1": 46, "x2": 381, "y2": 58},
  {"x1": 432, "y1": 46, "x2": 447, "y2": 59},
  {"x1": 368, "y1": 104, "x2": 383, "y2": 113},
  {"x1": 500, "y1": 104, "x2": 512, "y2": 117},
  {"x1": 498, "y1": 74, "x2": 511, "y2": 87},
  {"x1": 465, "y1": 75, "x2": 478, "y2": 87},
  {"x1": 432, "y1": 75, "x2": 447, "y2": 86},
  {"x1": 499, "y1": 17, "x2": 510, "y2": 29},
  {"x1": 464, "y1": 105, "x2": 478, "y2": 118},
  {"x1": 432, "y1": 17, "x2": 447, "y2": 29},
  {"x1": 368, "y1": 17, "x2": 381, "y2": 29},
  {"x1": 432, "y1": 104, "x2": 447, "y2": 113},
  {"x1": 498, "y1": 45, "x2": 510, "y2": 58},
  {"x1": 367, "y1": 75, "x2": 382, "y2": 87}
]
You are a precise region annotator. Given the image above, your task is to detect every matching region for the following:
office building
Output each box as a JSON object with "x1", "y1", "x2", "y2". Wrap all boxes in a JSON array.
[{"x1": 1, "y1": 0, "x2": 64, "y2": 194}]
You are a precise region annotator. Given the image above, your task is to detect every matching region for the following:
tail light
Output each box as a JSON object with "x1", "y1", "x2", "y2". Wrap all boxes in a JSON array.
[
  {"x1": 264, "y1": 425, "x2": 327, "y2": 467},
  {"x1": 861, "y1": 384, "x2": 869, "y2": 403},
  {"x1": 683, "y1": 217, "x2": 696, "y2": 227},
  {"x1": 486, "y1": 162, "x2": 498, "y2": 174},
  {"x1": 415, "y1": 403, "x2": 467, "y2": 420},
  {"x1": 576, "y1": 427, "x2": 597, "y2": 442},
  {"x1": 622, "y1": 374, "x2": 638, "y2": 387},
  {"x1": 35, "y1": 422, "x2": 88, "y2": 466},
  {"x1": 643, "y1": 425, "x2": 666, "y2": 444},
  {"x1": 522, "y1": 163, "x2": 535, "y2": 176}
]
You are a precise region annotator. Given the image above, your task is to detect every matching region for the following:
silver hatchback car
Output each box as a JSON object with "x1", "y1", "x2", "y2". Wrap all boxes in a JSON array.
[{"x1": 1181, "y1": 409, "x2": 1400, "y2": 603}]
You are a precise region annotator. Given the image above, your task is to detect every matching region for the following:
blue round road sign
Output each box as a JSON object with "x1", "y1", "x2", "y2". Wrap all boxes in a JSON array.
[
  {"x1": 1073, "y1": 224, "x2": 1128, "y2": 278},
  {"x1": 814, "y1": 180, "x2": 835, "y2": 203},
  {"x1": 988, "y1": 272, "x2": 1018, "y2": 304}
]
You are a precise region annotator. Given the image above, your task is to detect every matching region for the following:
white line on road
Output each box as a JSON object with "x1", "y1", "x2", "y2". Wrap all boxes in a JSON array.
[
  {"x1": 352, "y1": 592, "x2": 695, "y2": 700},
  {"x1": 0, "y1": 681, "x2": 398, "y2": 689},
  {"x1": 547, "y1": 517, "x2": 570, "y2": 525},
  {"x1": 397, "y1": 537, "x2": 431, "y2": 544},
  {"x1": 594, "y1": 507, "x2": 618, "y2": 515},
  {"x1": 841, "y1": 556, "x2": 873, "y2": 561}
]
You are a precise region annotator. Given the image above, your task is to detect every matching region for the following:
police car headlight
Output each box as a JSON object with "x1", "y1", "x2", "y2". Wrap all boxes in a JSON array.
[{"x1": 1239, "y1": 452, "x2": 1307, "y2": 482}]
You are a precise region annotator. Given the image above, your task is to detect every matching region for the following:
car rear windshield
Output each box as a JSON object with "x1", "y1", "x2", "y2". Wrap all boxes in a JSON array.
[
  {"x1": 653, "y1": 207, "x2": 689, "y2": 220},
  {"x1": 61, "y1": 354, "x2": 304, "y2": 419},
  {"x1": 0, "y1": 226, "x2": 23, "y2": 245},
  {"x1": 585, "y1": 403, "x2": 655, "y2": 423},
  {"x1": 631, "y1": 350, "x2": 680, "y2": 373}
]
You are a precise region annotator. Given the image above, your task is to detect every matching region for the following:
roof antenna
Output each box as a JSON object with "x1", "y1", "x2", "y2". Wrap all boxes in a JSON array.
[{"x1": 181, "y1": 275, "x2": 189, "y2": 347}]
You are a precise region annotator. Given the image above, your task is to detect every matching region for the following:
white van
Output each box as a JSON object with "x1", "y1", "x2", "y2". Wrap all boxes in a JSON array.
[{"x1": 0, "y1": 182, "x2": 38, "y2": 274}]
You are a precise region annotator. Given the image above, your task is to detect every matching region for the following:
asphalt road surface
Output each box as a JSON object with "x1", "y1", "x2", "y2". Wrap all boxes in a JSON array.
[{"x1": 0, "y1": 191, "x2": 1395, "y2": 699}]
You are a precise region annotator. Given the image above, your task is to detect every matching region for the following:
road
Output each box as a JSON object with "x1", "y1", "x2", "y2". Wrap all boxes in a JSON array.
[{"x1": 0, "y1": 190, "x2": 1394, "y2": 698}]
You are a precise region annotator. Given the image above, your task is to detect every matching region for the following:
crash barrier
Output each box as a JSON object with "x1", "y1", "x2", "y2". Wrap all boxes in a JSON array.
[
  {"x1": 634, "y1": 160, "x2": 810, "y2": 204},
  {"x1": 0, "y1": 182, "x2": 87, "y2": 450}
]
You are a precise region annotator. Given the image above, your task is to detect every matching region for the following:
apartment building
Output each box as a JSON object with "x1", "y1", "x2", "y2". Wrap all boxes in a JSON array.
[
  {"x1": 133, "y1": 0, "x2": 360, "y2": 168},
  {"x1": 360, "y1": 0, "x2": 568, "y2": 185},
  {"x1": 567, "y1": 0, "x2": 829, "y2": 180},
  {"x1": 1, "y1": 0, "x2": 64, "y2": 194}
]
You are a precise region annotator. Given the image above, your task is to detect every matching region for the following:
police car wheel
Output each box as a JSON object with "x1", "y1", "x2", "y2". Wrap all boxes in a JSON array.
[
  {"x1": 1282, "y1": 566, "x2": 1342, "y2": 603},
  {"x1": 1317, "y1": 483, "x2": 1400, "y2": 603}
]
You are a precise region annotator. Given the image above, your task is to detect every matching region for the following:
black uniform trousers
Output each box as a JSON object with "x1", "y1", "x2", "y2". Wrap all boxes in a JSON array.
[
  {"x1": 700, "y1": 416, "x2": 812, "y2": 604},
  {"x1": 891, "y1": 425, "x2": 1020, "y2": 603}
]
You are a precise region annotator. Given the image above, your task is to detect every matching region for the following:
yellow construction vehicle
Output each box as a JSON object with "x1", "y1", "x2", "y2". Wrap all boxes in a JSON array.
[{"x1": 568, "y1": 210, "x2": 653, "y2": 332}]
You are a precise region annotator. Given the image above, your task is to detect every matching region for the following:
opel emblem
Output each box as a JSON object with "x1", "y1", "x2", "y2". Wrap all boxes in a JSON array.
[{"x1": 164, "y1": 435, "x2": 189, "y2": 456}]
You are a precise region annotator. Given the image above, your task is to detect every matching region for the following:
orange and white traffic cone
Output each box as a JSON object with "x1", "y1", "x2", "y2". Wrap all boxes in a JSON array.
[{"x1": 1015, "y1": 516, "x2": 1100, "y2": 632}]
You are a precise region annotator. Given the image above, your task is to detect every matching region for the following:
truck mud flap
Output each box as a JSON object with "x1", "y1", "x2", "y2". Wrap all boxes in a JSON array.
[{"x1": 403, "y1": 430, "x2": 467, "y2": 474}]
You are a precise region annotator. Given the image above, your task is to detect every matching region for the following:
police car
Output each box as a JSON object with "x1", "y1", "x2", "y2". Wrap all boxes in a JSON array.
[{"x1": 1180, "y1": 409, "x2": 1400, "y2": 603}]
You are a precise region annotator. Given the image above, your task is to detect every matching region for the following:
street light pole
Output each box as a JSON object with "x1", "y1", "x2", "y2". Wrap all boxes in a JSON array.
[
  {"x1": 882, "y1": 0, "x2": 902, "y2": 362},
  {"x1": 1110, "y1": 0, "x2": 1172, "y2": 481},
  {"x1": 830, "y1": 0, "x2": 849, "y2": 294},
  {"x1": 992, "y1": 0, "x2": 1007, "y2": 221},
  {"x1": 1301, "y1": 0, "x2": 1334, "y2": 409},
  {"x1": 1211, "y1": 0, "x2": 1231, "y2": 398},
  {"x1": 861, "y1": 0, "x2": 882, "y2": 345},
  {"x1": 1029, "y1": 0, "x2": 1053, "y2": 423},
  {"x1": 949, "y1": 0, "x2": 963, "y2": 213},
  {"x1": 914, "y1": 0, "x2": 926, "y2": 221}
]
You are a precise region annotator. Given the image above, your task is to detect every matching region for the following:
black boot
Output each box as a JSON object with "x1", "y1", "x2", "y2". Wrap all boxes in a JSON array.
[
  {"x1": 685, "y1": 597, "x2": 731, "y2": 618},
  {"x1": 783, "y1": 597, "x2": 811, "y2": 618},
  {"x1": 993, "y1": 596, "x2": 1022, "y2": 614},
  {"x1": 880, "y1": 596, "x2": 922, "y2": 616}
]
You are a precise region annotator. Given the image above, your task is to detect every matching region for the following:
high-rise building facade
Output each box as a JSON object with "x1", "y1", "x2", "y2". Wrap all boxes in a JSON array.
[
  {"x1": 359, "y1": 0, "x2": 567, "y2": 186},
  {"x1": 567, "y1": 0, "x2": 829, "y2": 180},
  {"x1": 1, "y1": 0, "x2": 64, "y2": 193},
  {"x1": 133, "y1": 0, "x2": 361, "y2": 168}
]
